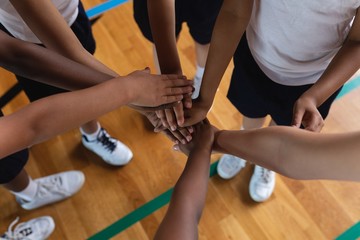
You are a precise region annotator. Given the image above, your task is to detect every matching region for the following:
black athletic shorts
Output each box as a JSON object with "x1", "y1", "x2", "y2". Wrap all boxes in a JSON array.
[
  {"x1": 133, "y1": 0, "x2": 222, "y2": 45},
  {"x1": 0, "y1": 1, "x2": 95, "y2": 101},
  {"x1": 227, "y1": 35, "x2": 342, "y2": 126}
]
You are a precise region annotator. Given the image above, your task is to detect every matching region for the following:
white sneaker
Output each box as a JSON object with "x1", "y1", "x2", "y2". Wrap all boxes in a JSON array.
[
  {"x1": 16, "y1": 171, "x2": 85, "y2": 210},
  {"x1": 249, "y1": 165, "x2": 275, "y2": 202},
  {"x1": 191, "y1": 75, "x2": 202, "y2": 99},
  {"x1": 1, "y1": 216, "x2": 55, "y2": 240},
  {"x1": 82, "y1": 128, "x2": 133, "y2": 166},
  {"x1": 217, "y1": 154, "x2": 246, "y2": 179}
]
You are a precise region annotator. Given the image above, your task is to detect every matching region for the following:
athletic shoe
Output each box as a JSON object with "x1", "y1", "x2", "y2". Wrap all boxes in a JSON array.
[
  {"x1": 249, "y1": 165, "x2": 276, "y2": 202},
  {"x1": 217, "y1": 154, "x2": 246, "y2": 179},
  {"x1": 16, "y1": 171, "x2": 85, "y2": 210},
  {"x1": 191, "y1": 75, "x2": 202, "y2": 99},
  {"x1": 1, "y1": 216, "x2": 55, "y2": 240},
  {"x1": 82, "y1": 128, "x2": 133, "y2": 166}
]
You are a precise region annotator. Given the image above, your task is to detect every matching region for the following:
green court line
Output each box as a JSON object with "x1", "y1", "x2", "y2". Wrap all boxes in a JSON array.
[
  {"x1": 336, "y1": 222, "x2": 360, "y2": 240},
  {"x1": 88, "y1": 161, "x2": 219, "y2": 240}
]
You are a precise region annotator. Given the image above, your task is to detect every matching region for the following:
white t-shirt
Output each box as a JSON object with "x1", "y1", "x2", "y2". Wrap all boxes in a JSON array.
[
  {"x1": 0, "y1": 0, "x2": 79, "y2": 44},
  {"x1": 246, "y1": 0, "x2": 360, "y2": 86}
]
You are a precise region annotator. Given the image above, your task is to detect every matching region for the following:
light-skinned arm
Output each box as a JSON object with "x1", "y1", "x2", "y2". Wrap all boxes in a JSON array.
[
  {"x1": 154, "y1": 122, "x2": 214, "y2": 240},
  {"x1": 292, "y1": 8, "x2": 360, "y2": 132},
  {"x1": 0, "y1": 71, "x2": 191, "y2": 159},
  {"x1": 182, "y1": 0, "x2": 254, "y2": 127},
  {"x1": 213, "y1": 126, "x2": 360, "y2": 182}
]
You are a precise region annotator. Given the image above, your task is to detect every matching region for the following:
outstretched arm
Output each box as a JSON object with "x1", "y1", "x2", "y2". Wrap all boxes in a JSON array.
[
  {"x1": 214, "y1": 126, "x2": 360, "y2": 182},
  {"x1": 0, "y1": 69, "x2": 191, "y2": 159},
  {"x1": 146, "y1": 0, "x2": 193, "y2": 137},
  {"x1": 0, "y1": 30, "x2": 111, "y2": 90},
  {"x1": 0, "y1": 30, "x2": 193, "y2": 106},
  {"x1": 183, "y1": 0, "x2": 253, "y2": 126},
  {"x1": 9, "y1": 0, "x2": 118, "y2": 77},
  {"x1": 154, "y1": 122, "x2": 214, "y2": 240}
]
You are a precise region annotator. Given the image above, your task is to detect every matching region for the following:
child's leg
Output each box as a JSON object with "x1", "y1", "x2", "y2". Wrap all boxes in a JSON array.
[
  {"x1": 0, "y1": 150, "x2": 84, "y2": 210},
  {"x1": 192, "y1": 42, "x2": 209, "y2": 99}
]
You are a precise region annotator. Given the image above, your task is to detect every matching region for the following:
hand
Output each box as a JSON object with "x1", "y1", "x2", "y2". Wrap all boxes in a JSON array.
[
  {"x1": 124, "y1": 68, "x2": 193, "y2": 107},
  {"x1": 181, "y1": 100, "x2": 211, "y2": 127},
  {"x1": 139, "y1": 110, "x2": 193, "y2": 144},
  {"x1": 155, "y1": 93, "x2": 193, "y2": 130},
  {"x1": 292, "y1": 96, "x2": 324, "y2": 132},
  {"x1": 175, "y1": 119, "x2": 215, "y2": 156}
]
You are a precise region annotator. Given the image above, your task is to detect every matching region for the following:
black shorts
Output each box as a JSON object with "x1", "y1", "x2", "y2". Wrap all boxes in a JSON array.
[
  {"x1": 227, "y1": 35, "x2": 342, "y2": 126},
  {"x1": 0, "y1": 110, "x2": 29, "y2": 184},
  {"x1": 133, "y1": 0, "x2": 222, "y2": 45},
  {"x1": 0, "y1": 1, "x2": 96, "y2": 101}
]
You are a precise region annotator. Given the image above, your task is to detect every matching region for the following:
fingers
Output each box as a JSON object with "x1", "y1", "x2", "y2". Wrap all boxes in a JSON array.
[
  {"x1": 165, "y1": 108, "x2": 177, "y2": 131},
  {"x1": 303, "y1": 114, "x2": 324, "y2": 132},
  {"x1": 165, "y1": 85, "x2": 194, "y2": 96},
  {"x1": 156, "y1": 110, "x2": 169, "y2": 128},
  {"x1": 169, "y1": 128, "x2": 191, "y2": 144},
  {"x1": 163, "y1": 74, "x2": 188, "y2": 80},
  {"x1": 128, "y1": 102, "x2": 178, "y2": 112},
  {"x1": 162, "y1": 129, "x2": 181, "y2": 144},
  {"x1": 183, "y1": 93, "x2": 192, "y2": 109},
  {"x1": 292, "y1": 107, "x2": 304, "y2": 128},
  {"x1": 173, "y1": 102, "x2": 185, "y2": 126}
]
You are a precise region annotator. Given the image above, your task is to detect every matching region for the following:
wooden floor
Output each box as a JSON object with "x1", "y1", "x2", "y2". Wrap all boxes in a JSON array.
[{"x1": 1, "y1": 1, "x2": 360, "y2": 239}]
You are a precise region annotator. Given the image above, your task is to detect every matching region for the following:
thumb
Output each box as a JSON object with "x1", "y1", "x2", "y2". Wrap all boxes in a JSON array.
[
  {"x1": 142, "y1": 67, "x2": 151, "y2": 73},
  {"x1": 292, "y1": 107, "x2": 304, "y2": 128}
]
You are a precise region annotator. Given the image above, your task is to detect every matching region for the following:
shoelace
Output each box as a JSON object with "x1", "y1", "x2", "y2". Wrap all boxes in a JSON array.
[
  {"x1": 1, "y1": 217, "x2": 32, "y2": 240},
  {"x1": 258, "y1": 167, "x2": 272, "y2": 184},
  {"x1": 37, "y1": 176, "x2": 70, "y2": 198},
  {"x1": 97, "y1": 129, "x2": 116, "y2": 152}
]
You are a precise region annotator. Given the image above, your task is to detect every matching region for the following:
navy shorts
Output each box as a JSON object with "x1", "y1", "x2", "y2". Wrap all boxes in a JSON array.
[
  {"x1": 0, "y1": 1, "x2": 95, "y2": 183},
  {"x1": 227, "y1": 35, "x2": 342, "y2": 126},
  {"x1": 133, "y1": 0, "x2": 222, "y2": 45}
]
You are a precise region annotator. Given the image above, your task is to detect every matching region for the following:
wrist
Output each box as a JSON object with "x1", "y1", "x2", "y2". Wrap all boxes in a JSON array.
[
  {"x1": 213, "y1": 130, "x2": 227, "y2": 153},
  {"x1": 118, "y1": 76, "x2": 137, "y2": 104}
]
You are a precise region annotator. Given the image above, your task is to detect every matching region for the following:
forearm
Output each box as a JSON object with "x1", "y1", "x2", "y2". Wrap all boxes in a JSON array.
[
  {"x1": 147, "y1": 0, "x2": 182, "y2": 74},
  {"x1": 214, "y1": 127, "x2": 360, "y2": 181},
  {"x1": 0, "y1": 77, "x2": 133, "y2": 159},
  {"x1": 155, "y1": 144, "x2": 211, "y2": 240},
  {"x1": 200, "y1": 0, "x2": 252, "y2": 107},
  {"x1": 0, "y1": 33, "x2": 113, "y2": 90},
  {"x1": 10, "y1": 0, "x2": 119, "y2": 77},
  {"x1": 301, "y1": 39, "x2": 360, "y2": 106}
]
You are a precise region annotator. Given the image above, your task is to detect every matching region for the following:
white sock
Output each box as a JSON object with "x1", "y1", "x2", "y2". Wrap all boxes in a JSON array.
[
  {"x1": 11, "y1": 178, "x2": 38, "y2": 201},
  {"x1": 80, "y1": 123, "x2": 101, "y2": 141},
  {"x1": 192, "y1": 65, "x2": 205, "y2": 99}
]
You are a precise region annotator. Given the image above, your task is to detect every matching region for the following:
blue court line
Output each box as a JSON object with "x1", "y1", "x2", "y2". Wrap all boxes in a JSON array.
[
  {"x1": 87, "y1": 161, "x2": 219, "y2": 240},
  {"x1": 336, "y1": 222, "x2": 360, "y2": 240},
  {"x1": 86, "y1": 0, "x2": 128, "y2": 19},
  {"x1": 336, "y1": 75, "x2": 360, "y2": 100}
]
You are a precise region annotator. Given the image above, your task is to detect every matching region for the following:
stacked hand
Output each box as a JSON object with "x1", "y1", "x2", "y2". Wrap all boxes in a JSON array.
[
  {"x1": 292, "y1": 95, "x2": 324, "y2": 132},
  {"x1": 124, "y1": 68, "x2": 193, "y2": 107}
]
